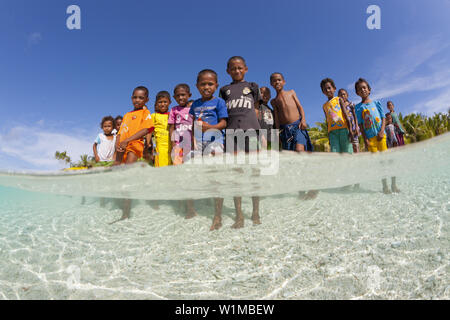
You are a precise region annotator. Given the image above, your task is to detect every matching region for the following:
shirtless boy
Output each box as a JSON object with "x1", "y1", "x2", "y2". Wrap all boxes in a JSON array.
[
  {"x1": 270, "y1": 72, "x2": 317, "y2": 199},
  {"x1": 270, "y1": 73, "x2": 313, "y2": 152}
]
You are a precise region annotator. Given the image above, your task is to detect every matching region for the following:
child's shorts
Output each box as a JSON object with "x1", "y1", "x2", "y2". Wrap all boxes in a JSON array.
[
  {"x1": 279, "y1": 119, "x2": 313, "y2": 151},
  {"x1": 329, "y1": 128, "x2": 353, "y2": 154},
  {"x1": 368, "y1": 135, "x2": 387, "y2": 153},
  {"x1": 123, "y1": 140, "x2": 144, "y2": 162}
]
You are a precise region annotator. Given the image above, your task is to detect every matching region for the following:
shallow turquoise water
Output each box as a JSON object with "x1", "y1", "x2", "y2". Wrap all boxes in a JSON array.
[{"x1": 0, "y1": 134, "x2": 449, "y2": 299}]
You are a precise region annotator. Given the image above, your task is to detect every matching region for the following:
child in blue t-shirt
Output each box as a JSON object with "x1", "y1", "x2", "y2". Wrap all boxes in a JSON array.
[
  {"x1": 189, "y1": 69, "x2": 228, "y2": 156},
  {"x1": 189, "y1": 69, "x2": 228, "y2": 228},
  {"x1": 354, "y1": 78, "x2": 400, "y2": 194}
]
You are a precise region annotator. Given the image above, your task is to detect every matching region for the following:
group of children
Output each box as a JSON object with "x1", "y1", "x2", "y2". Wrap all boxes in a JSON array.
[{"x1": 92, "y1": 56, "x2": 405, "y2": 229}]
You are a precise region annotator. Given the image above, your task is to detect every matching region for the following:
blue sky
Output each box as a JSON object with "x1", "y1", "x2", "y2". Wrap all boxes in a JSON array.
[{"x1": 0, "y1": 0, "x2": 449, "y2": 171}]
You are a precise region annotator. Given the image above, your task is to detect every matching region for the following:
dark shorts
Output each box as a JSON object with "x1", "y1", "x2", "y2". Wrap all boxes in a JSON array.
[
  {"x1": 225, "y1": 129, "x2": 260, "y2": 153},
  {"x1": 280, "y1": 119, "x2": 313, "y2": 151}
]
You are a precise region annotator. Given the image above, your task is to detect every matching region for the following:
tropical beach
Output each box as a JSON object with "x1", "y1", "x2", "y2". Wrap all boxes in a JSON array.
[{"x1": 0, "y1": 0, "x2": 449, "y2": 303}]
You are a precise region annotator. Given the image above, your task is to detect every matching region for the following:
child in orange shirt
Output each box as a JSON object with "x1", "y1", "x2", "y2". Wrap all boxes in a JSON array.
[
  {"x1": 115, "y1": 86, "x2": 155, "y2": 165},
  {"x1": 110, "y1": 86, "x2": 154, "y2": 223}
]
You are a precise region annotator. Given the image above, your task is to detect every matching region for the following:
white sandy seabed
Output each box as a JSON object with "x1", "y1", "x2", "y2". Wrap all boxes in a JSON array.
[{"x1": 0, "y1": 134, "x2": 449, "y2": 299}]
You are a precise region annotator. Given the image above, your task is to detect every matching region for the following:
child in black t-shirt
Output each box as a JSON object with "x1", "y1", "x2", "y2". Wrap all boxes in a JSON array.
[{"x1": 217, "y1": 56, "x2": 262, "y2": 229}]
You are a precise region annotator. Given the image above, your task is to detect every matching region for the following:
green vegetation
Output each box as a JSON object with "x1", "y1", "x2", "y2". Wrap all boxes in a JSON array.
[
  {"x1": 399, "y1": 111, "x2": 450, "y2": 143},
  {"x1": 55, "y1": 151, "x2": 95, "y2": 168},
  {"x1": 309, "y1": 110, "x2": 450, "y2": 150}
]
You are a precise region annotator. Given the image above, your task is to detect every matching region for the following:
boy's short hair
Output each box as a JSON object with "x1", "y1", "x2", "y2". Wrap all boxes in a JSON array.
[
  {"x1": 354, "y1": 78, "x2": 371, "y2": 92},
  {"x1": 227, "y1": 56, "x2": 246, "y2": 68},
  {"x1": 320, "y1": 78, "x2": 336, "y2": 91},
  {"x1": 133, "y1": 86, "x2": 149, "y2": 97},
  {"x1": 385, "y1": 112, "x2": 392, "y2": 117},
  {"x1": 270, "y1": 72, "x2": 284, "y2": 82},
  {"x1": 174, "y1": 83, "x2": 190, "y2": 95},
  {"x1": 115, "y1": 115, "x2": 123, "y2": 122},
  {"x1": 197, "y1": 69, "x2": 218, "y2": 83},
  {"x1": 387, "y1": 101, "x2": 394, "y2": 105},
  {"x1": 155, "y1": 91, "x2": 171, "y2": 102},
  {"x1": 101, "y1": 115, "x2": 114, "y2": 128}
]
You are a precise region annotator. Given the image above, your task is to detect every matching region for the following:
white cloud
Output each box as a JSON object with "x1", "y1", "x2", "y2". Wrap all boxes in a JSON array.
[
  {"x1": 347, "y1": 34, "x2": 450, "y2": 114},
  {"x1": 27, "y1": 32, "x2": 42, "y2": 46},
  {"x1": 411, "y1": 88, "x2": 450, "y2": 114},
  {"x1": 0, "y1": 125, "x2": 94, "y2": 171}
]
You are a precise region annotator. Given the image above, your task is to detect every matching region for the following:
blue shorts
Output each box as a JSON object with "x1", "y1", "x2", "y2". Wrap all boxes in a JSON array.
[{"x1": 280, "y1": 119, "x2": 313, "y2": 151}]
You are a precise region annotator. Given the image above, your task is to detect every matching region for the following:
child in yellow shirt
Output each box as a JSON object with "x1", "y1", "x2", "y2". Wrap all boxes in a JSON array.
[{"x1": 151, "y1": 91, "x2": 172, "y2": 167}]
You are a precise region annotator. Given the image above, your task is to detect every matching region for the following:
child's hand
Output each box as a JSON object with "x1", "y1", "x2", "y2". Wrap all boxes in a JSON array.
[
  {"x1": 199, "y1": 121, "x2": 212, "y2": 132},
  {"x1": 118, "y1": 140, "x2": 128, "y2": 151},
  {"x1": 95, "y1": 155, "x2": 100, "y2": 162},
  {"x1": 377, "y1": 131, "x2": 385, "y2": 141},
  {"x1": 299, "y1": 120, "x2": 307, "y2": 130},
  {"x1": 364, "y1": 138, "x2": 370, "y2": 151}
]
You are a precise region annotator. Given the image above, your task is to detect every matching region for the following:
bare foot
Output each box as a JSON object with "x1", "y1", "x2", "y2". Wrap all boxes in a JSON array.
[
  {"x1": 383, "y1": 187, "x2": 392, "y2": 194},
  {"x1": 392, "y1": 186, "x2": 401, "y2": 193},
  {"x1": 231, "y1": 218, "x2": 244, "y2": 229},
  {"x1": 251, "y1": 214, "x2": 261, "y2": 225},
  {"x1": 305, "y1": 190, "x2": 319, "y2": 200},
  {"x1": 209, "y1": 217, "x2": 222, "y2": 231},
  {"x1": 185, "y1": 211, "x2": 197, "y2": 219}
]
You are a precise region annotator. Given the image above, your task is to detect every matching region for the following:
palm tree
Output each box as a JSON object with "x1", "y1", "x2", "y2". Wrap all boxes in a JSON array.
[
  {"x1": 74, "y1": 154, "x2": 96, "y2": 168},
  {"x1": 55, "y1": 150, "x2": 71, "y2": 165},
  {"x1": 309, "y1": 121, "x2": 330, "y2": 152},
  {"x1": 399, "y1": 111, "x2": 449, "y2": 143}
]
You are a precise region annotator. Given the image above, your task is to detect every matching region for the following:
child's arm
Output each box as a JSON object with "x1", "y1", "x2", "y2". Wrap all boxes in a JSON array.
[
  {"x1": 93, "y1": 143, "x2": 100, "y2": 162},
  {"x1": 271, "y1": 99, "x2": 280, "y2": 129},
  {"x1": 322, "y1": 109, "x2": 331, "y2": 145},
  {"x1": 199, "y1": 119, "x2": 227, "y2": 132},
  {"x1": 377, "y1": 118, "x2": 386, "y2": 141},
  {"x1": 359, "y1": 124, "x2": 369, "y2": 151},
  {"x1": 255, "y1": 107, "x2": 260, "y2": 121},
  {"x1": 169, "y1": 124, "x2": 175, "y2": 151},
  {"x1": 351, "y1": 105, "x2": 359, "y2": 135},
  {"x1": 292, "y1": 91, "x2": 307, "y2": 129},
  {"x1": 118, "y1": 128, "x2": 151, "y2": 150}
]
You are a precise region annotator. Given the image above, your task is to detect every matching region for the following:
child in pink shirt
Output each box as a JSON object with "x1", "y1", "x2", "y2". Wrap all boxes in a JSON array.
[
  {"x1": 169, "y1": 84, "x2": 194, "y2": 165},
  {"x1": 168, "y1": 84, "x2": 197, "y2": 219}
]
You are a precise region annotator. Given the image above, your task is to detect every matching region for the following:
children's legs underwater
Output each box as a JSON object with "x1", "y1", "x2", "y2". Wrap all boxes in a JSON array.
[
  {"x1": 251, "y1": 196, "x2": 261, "y2": 225},
  {"x1": 210, "y1": 198, "x2": 224, "y2": 231},
  {"x1": 352, "y1": 144, "x2": 361, "y2": 189},
  {"x1": 109, "y1": 198, "x2": 132, "y2": 224},
  {"x1": 185, "y1": 200, "x2": 197, "y2": 219},
  {"x1": 295, "y1": 143, "x2": 319, "y2": 200},
  {"x1": 391, "y1": 177, "x2": 400, "y2": 193},
  {"x1": 382, "y1": 178, "x2": 391, "y2": 194},
  {"x1": 109, "y1": 151, "x2": 139, "y2": 224},
  {"x1": 232, "y1": 197, "x2": 245, "y2": 229}
]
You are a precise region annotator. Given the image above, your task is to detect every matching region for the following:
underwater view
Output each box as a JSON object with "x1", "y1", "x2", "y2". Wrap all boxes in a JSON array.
[{"x1": 0, "y1": 134, "x2": 448, "y2": 299}]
